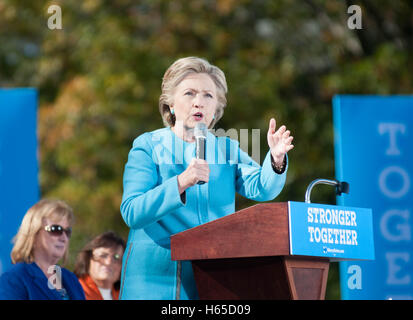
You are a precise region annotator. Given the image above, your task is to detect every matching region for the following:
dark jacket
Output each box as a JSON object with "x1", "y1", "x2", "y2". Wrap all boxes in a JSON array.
[{"x1": 0, "y1": 262, "x2": 85, "y2": 300}]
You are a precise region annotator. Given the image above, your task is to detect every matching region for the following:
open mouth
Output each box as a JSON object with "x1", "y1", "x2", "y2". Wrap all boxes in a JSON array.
[{"x1": 193, "y1": 112, "x2": 204, "y2": 120}]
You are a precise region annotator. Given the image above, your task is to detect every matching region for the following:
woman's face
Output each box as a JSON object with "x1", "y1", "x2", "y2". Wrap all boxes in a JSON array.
[
  {"x1": 171, "y1": 72, "x2": 218, "y2": 130},
  {"x1": 89, "y1": 246, "x2": 124, "y2": 288},
  {"x1": 33, "y1": 217, "x2": 71, "y2": 264}
]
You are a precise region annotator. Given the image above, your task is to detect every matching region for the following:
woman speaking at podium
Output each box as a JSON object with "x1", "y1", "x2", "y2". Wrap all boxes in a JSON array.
[{"x1": 119, "y1": 57, "x2": 294, "y2": 299}]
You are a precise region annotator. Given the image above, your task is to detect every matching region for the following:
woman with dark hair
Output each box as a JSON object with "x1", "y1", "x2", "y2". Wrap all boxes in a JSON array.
[{"x1": 74, "y1": 231, "x2": 125, "y2": 300}]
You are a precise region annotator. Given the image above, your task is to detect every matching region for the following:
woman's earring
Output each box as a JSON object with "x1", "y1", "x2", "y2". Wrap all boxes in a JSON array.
[
  {"x1": 170, "y1": 108, "x2": 175, "y2": 115},
  {"x1": 212, "y1": 114, "x2": 215, "y2": 120}
]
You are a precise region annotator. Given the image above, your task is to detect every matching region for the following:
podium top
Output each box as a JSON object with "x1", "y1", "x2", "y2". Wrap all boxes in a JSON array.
[
  {"x1": 171, "y1": 202, "x2": 289, "y2": 261},
  {"x1": 171, "y1": 201, "x2": 374, "y2": 261}
]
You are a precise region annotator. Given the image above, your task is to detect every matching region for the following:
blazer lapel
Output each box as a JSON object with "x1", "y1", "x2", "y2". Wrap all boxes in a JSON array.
[{"x1": 27, "y1": 263, "x2": 62, "y2": 300}]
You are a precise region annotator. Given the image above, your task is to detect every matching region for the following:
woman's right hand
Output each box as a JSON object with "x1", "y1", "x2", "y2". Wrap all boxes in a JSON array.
[{"x1": 177, "y1": 158, "x2": 210, "y2": 194}]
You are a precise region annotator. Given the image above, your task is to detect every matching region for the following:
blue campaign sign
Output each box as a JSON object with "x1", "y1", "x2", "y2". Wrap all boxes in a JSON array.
[
  {"x1": 0, "y1": 88, "x2": 39, "y2": 275},
  {"x1": 288, "y1": 201, "x2": 374, "y2": 260},
  {"x1": 333, "y1": 95, "x2": 413, "y2": 300}
]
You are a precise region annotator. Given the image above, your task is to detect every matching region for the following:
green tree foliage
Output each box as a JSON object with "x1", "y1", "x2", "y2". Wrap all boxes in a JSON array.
[{"x1": 1, "y1": 0, "x2": 412, "y2": 299}]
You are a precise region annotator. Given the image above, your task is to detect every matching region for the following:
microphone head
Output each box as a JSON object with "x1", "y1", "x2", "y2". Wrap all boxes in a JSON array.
[{"x1": 194, "y1": 123, "x2": 207, "y2": 139}]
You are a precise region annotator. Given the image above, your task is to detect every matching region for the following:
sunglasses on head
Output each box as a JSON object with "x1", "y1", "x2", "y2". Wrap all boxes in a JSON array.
[{"x1": 44, "y1": 225, "x2": 72, "y2": 238}]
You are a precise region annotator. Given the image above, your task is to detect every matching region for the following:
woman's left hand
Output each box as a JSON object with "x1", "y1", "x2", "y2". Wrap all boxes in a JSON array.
[{"x1": 267, "y1": 118, "x2": 294, "y2": 166}]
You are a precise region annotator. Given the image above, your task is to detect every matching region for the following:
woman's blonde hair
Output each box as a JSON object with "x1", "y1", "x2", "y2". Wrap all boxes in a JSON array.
[
  {"x1": 159, "y1": 56, "x2": 228, "y2": 129},
  {"x1": 11, "y1": 199, "x2": 74, "y2": 265}
]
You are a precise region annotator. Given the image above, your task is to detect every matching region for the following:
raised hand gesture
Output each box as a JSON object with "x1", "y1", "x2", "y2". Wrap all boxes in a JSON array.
[{"x1": 267, "y1": 118, "x2": 294, "y2": 167}]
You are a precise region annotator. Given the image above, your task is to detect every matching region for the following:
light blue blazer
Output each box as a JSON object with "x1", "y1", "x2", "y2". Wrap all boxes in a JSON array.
[{"x1": 119, "y1": 127, "x2": 288, "y2": 300}]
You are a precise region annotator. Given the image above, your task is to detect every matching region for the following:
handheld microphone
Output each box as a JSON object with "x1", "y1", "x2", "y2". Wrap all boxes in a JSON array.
[{"x1": 194, "y1": 123, "x2": 207, "y2": 185}]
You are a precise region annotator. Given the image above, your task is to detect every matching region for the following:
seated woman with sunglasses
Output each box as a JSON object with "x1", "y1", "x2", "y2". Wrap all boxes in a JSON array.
[
  {"x1": 0, "y1": 199, "x2": 85, "y2": 300},
  {"x1": 74, "y1": 232, "x2": 125, "y2": 300}
]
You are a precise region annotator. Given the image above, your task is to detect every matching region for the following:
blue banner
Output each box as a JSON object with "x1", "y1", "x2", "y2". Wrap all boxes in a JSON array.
[
  {"x1": 333, "y1": 95, "x2": 413, "y2": 300},
  {"x1": 288, "y1": 201, "x2": 374, "y2": 260},
  {"x1": 0, "y1": 88, "x2": 39, "y2": 275}
]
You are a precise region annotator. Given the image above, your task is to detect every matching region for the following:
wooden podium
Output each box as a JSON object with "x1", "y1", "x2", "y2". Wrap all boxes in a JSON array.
[{"x1": 170, "y1": 202, "x2": 330, "y2": 300}]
